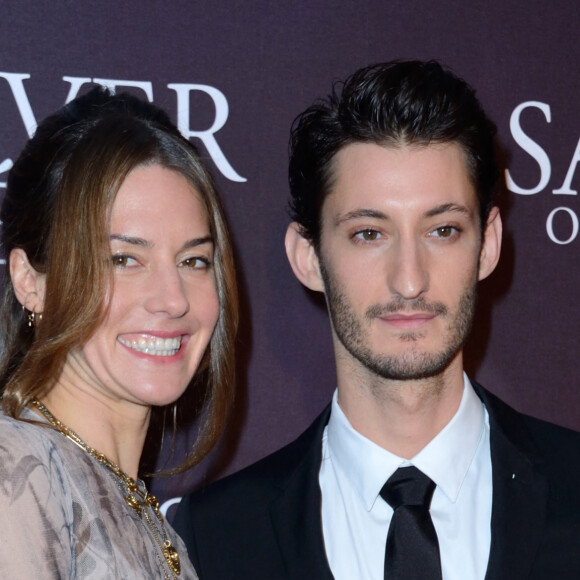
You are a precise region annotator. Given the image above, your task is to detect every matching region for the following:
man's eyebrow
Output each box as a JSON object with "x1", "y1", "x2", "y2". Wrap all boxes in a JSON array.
[
  {"x1": 334, "y1": 204, "x2": 474, "y2": 226},
  {"x1": 424, "y1": 203, "x2": 474, "y2": 219},
  {"x1": 334, "y1": 209, "x2": 388, "y2": 226},
  {"x1": 109, "y1": 234, "x2": 214, "y2": 249}
]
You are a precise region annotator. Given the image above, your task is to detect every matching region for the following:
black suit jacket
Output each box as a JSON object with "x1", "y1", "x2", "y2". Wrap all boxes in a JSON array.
[{"x1": 174, "y1": 383, "x2": 580, "y2": 579}]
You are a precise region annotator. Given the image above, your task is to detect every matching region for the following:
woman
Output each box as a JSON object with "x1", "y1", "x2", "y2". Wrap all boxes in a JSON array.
[{"x1": 0, "y1": 87, "x2": 237, "y2": 578}]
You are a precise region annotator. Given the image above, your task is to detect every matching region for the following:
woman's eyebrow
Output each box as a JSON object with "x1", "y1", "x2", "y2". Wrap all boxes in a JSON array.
[
  {"x1": 109, "y1": 234, "x2": 214, "y2": 250},
  {"x1": 182, "y1": 236, "x2": 214, "y2": 250},
  {"x1": 109, "y1": 234, "x2": 151, "y2": 247}
]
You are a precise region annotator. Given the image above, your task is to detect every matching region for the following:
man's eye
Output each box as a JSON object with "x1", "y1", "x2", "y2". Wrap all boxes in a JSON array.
[
  {"x1": 112, "y1": 255, "x2": 137, "y2": 267},
  {"x1": 355, "y1": 229, "x2": 380, "y2": 241},
  {"x1": 430, "y1": 226, "x2": 457, "y2": 239}
]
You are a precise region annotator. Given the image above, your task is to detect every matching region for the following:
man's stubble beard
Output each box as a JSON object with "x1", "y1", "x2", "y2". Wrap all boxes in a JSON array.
[{"x1": 320, "y1": 262, "x2": 477, "y2": 382}]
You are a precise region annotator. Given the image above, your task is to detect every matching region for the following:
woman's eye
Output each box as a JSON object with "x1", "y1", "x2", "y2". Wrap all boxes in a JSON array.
[
  {"x1": 180, "y1": 256, "x2": 210, "y2": 269},
  {"x1": 355, "y1": 229, "x2": 381, "y2": 241},
  {"x1": 112, "y1": 255, "x2": 137, "y2": 267},
  {"x1": 430, "y1": 226, "x2": 457, "y2": 239}
]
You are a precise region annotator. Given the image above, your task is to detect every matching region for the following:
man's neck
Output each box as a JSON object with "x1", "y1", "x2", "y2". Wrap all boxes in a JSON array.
[{"x1": 335, "y1": 357, "x2": 465, "y2": 459}]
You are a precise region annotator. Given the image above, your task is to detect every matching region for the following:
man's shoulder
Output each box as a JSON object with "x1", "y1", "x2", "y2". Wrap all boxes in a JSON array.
[
  {"x1": 185, "y1": 403, "x2": 330, "y2": 509},
  {"x1": 474, "y1": 381, "x2": 580, "y2": 475},
  {"x1": 520, "y1": 410, "x2": 580, "y2": 440},
  {"x1": 173, "y1": 405, "x2": 333, "y2": 579},
  {"x1": 474, "y1": 381, "x2": 580, "y2": 437},
  {"x1": 517, "y1": 409, "x2": 580, "y2": 468}
]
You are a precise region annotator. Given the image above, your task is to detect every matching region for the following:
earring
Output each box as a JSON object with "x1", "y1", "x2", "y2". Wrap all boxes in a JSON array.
[{"x1": 25, "y1": 309, "x2": 43, "y2": 327}]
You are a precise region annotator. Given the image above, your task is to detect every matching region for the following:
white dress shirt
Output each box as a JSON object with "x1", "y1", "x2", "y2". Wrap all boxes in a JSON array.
[{"x1": 319, "y1": 374, "x2": 492, "y2": 580}]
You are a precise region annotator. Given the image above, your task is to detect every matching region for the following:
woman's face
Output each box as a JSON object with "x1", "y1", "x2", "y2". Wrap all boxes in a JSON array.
[{"x1": 63, "y1": 164, "x2": 220, "y2": 408}]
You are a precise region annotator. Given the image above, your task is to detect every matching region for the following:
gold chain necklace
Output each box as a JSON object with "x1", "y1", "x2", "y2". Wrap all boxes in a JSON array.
[{"x1": 31, "y1": 399, "x2": 181, "y2": 578}]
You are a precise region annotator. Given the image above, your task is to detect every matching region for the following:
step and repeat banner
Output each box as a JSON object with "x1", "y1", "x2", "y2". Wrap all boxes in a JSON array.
[{"x1": 1, "y1": 1, "x2": 579, "y2": 515}]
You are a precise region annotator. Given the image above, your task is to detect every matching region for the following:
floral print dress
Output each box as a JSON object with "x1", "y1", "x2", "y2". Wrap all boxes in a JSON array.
[{"x1": 0, "y1": 407, "x2": 198, "y2": 579}]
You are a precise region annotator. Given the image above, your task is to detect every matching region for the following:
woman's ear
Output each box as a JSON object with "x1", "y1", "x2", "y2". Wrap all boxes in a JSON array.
[
  {"x1": 285, "y1": 222, "x2": 325, "y2": 292},
  {"x1": 478, "y1": 206, "x2": 502, "y2": 281},
  {"x1": 9, "y1": 248, "x2": 46, "y2": 313}
]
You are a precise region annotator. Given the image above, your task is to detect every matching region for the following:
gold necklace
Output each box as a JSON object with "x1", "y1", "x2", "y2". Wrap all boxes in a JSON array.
[{"x1": 31, "y1": 398, "x2": 181, "y2": 578}]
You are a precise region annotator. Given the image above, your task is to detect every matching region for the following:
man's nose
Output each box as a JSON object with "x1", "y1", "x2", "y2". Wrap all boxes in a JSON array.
[{"x1": 386, "y1": 238, "x2": 429, "y2": 300}]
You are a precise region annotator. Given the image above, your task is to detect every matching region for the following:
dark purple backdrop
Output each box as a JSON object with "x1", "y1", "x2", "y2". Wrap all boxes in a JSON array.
[{"x1": 1, "y1": 1, "x2": 579, "y2": 514}]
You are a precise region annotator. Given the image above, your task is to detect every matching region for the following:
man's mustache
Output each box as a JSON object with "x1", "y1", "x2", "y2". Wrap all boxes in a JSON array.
[{"x1": 365, "y1": 297, "x2": 448, "y2": 320}]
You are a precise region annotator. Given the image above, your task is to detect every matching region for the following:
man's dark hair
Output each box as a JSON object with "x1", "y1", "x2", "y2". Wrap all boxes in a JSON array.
[{"x1": 288, "y1": 60, "x2": 499, "y2": 246}]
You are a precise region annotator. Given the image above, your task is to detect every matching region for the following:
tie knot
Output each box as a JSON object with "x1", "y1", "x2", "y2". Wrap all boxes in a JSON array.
[{"x1": 380, "y1": 466, "x2": 436, "y2": 510}]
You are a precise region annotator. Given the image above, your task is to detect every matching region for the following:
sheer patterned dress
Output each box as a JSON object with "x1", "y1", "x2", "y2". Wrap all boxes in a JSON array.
[{"x1": 0, "y1": 407, "x2": 198, "y2": 579}]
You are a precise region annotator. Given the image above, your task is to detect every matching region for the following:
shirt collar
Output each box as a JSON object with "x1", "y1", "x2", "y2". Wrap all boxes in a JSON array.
[{"x1": 326, "y1": 374, "x2": 486, "y2": 511}]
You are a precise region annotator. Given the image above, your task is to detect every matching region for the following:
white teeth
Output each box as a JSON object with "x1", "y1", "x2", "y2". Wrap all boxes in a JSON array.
[{"x1": 118, "y1": 336, "x2": 181, "y2": 356}]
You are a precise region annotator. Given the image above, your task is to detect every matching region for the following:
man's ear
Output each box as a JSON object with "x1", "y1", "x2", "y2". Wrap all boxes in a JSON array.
[
  {"x1": 478, "y1": 206, "x2": 502, "y2": 281},
  {"x1": 9, "y1": 248, "x2": 46, "y2": 312},
  {"x1": 285, "y1": 222, "x2": 325, "y2": 292}
]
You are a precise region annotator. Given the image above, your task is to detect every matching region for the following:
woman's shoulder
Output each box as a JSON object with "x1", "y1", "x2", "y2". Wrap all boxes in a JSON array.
[
  {"x1": 0, "y1": 407, "x2": 81, "y2": 576},
  {"x1": 0, "y1": 406, "x2": 68, "y2": 488},
  {"x1": 0, "y1": 406, "x2": 60, "y2": 457},
  {"x1": 0, "y1": 405, "x2": 114, "y2": 513}
]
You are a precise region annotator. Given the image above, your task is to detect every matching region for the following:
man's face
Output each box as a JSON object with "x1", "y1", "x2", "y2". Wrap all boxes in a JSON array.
[{"x1": 314, "y1": 142, "x2": 497, "y2": 382}]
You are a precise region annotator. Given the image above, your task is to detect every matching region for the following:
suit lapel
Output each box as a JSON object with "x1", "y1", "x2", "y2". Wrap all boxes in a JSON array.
[
  {"x1": 473, "y1": 384, "x2": 548, "y2": 580},
  {"x1": 268, "y1": 406, "x2": 335, "y2": 580}
]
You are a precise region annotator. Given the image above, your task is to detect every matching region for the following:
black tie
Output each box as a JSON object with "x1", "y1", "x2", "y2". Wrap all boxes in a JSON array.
[{"x1": 380, "y1": 466, "x2": 443, "y2": 580}]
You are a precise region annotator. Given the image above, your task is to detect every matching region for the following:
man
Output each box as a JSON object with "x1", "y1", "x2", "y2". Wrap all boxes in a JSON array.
[{"x1": 174, "y1": 61, "x2": 580, "y2": 579}]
